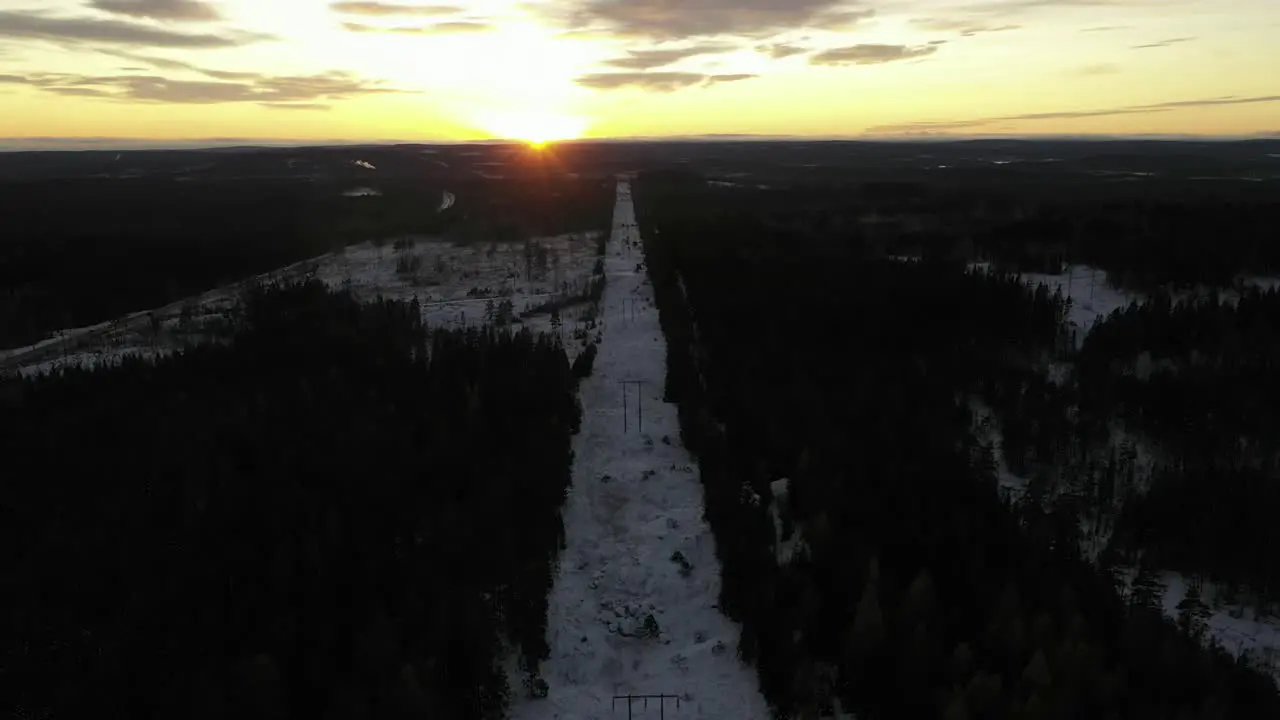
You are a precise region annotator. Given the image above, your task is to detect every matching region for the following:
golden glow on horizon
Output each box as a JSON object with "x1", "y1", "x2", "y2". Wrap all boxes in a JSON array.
[
  {"x1": 0, "y1": 0, "x2": 1277, "y2": 142},
  {"x1": 475, "y1": 110, "x2": 589, "y2": 144}
]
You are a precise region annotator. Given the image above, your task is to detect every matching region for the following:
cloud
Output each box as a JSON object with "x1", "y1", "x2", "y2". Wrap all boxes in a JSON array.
[
  {"x1": 47, "y1": 86, "x2": 116, "y2": 97},
  {"x1": 100, "y1": 49, "x2": 260, "y2": 80},
  {"x1": 0, "y1": 9, "x2": 266, "y2": 48},
  {"x1": 603, "y1": 43, "x2": 735, "y2": 70},
  {"x1": 0, "y1": 70, "x2": 407, "y2": 105},
  {"x1": 555, "y1": 0, "x2": 874, "y2": 41},
  {"x1": 963, "y1": 0, "x2": 1135, "y2": 13},
  {"x1": 574, "y1": 71, "x2": 757, "y2": 91},
  {"x1": 427, "y1": 20, "x2": 491, "y2": 32},
  {"x1": 1081, "y1": 25, "x2": 1133, "y2": 31},
  {"x1": 864, "y1": 119, "x2": 990, "y2": 134},
  {"x1": 88, "y1": 0, "x2": 221, "y2": 22},
  {"x1": 330, "y1": 2, "x2": 462, "y2": 16},
  {"x1": 758, "y1": 42, "x2": 809, "y2": 59},
  {"x1": 810, "y1": 44, "x2": 938, "y2": 65},
  {"x1": 260, "y1": 102, "x2": 331, "y2": 110},
  {"x1": 910, "y1": 18, "x2": 1020, "y2": 36},
  {"x1": 575, "y1": 72, "x2": 707, "y2": 91},
  {"x1": 1132, "y1": 36, "x2": 1194, "y2": 49},
  {"x1": 865, "y1": 94, "x2": 1280, "y2": 133},
  {"x1": 341, "y1": 20, "x2": 491, "y2": 33}
]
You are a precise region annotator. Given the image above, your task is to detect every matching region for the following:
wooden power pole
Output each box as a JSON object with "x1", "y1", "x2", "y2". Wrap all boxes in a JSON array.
[
  {"x1": 618, "y1": 379, "x2": 648, "y2": 433},
  {"x1": 612, "y1": 693, "x2": 681, "y2": 720}
]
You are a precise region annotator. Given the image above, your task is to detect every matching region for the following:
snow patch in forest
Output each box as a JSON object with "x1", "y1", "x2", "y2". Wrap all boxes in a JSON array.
[
  {"x1": 507, "y1": 180, "x2": 768, "y2": 720},
  {"x1": 1019, "y1": 265, "x2": 1142, "y2": 348},
  {"x1": 968, "y1": 397, "x2": 1029, "y2": 502},
  {"x1": 1106, "y1": 421, "x2": 1161, "y2": 495},
  {"x1": 0, "y1": 319, "x2": 116, "y2": 363},
  {"x1": 1117, "y1": 567, "x2": 1280, "y2": 686},
  {"x1": 767, "y1": 478, "x2": 807, "y2": 566}
]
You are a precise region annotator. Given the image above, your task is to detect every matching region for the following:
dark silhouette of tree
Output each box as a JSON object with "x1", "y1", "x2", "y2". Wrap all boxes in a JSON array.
[
  {"x1": 1, "y1": 279, "x2": 581, "y2": 719},
  {"x1": 633, "y1": 168, "x2": 1280, "y2": 720}
]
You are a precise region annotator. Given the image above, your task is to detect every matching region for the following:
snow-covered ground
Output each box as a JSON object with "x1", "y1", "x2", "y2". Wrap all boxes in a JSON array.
[
  {"x1": 1019, "y1": 266, "x2": 1140, "y2": 349},
  {"x1": 509, "y1": 179, "x2": 768, "y2": 720},
  {"x1": 967, "y1": 397, "x2": 1030, "y2": 503},
  {"x1": 3, "y1": 229, "x2": 605, "y2": 376},
  {"x1": 1014, "y1": 266, "x2": 1280, "y2": 349},
  {"x1": 1117, "y1": 567, "x2": 1280, "y2": 685}
]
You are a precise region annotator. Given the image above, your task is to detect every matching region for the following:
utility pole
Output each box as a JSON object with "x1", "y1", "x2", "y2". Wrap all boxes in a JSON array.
[
  {"x1": 618, "y1": 379, "x2": 648, "y2": 433},
  {"x1": 612, "y1": 693, "x2": 681, "y2": 720}
]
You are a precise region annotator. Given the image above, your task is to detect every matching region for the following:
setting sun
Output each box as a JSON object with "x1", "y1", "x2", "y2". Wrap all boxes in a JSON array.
[{"x1": 477, "y1": 110, "x2": 589, "y2": 145}]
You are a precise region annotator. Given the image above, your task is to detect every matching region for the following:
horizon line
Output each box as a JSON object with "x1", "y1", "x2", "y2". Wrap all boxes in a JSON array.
[{"x1": 2, "y1": 132, "x2": 1278, "y2": 153}]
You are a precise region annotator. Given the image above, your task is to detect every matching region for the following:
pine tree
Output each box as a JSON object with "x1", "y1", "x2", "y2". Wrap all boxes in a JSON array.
[
  {"x1": 942, "y1": 690, "x2": 970, "y2": 720},
  {"x1": 1176, "y1": 577, "x2": 1211, "y2": 639},
  {"x1": 1130, "y1": 562, "x2": 1166, "y2": 614},
  {"x1": 847, "y1": 558, "x2": 884, "y2": 661},
  {"x1": 950, "y1": 642, "x2": 974, "y2": 683},
  {"x1": 986, "y1": 582, "x2": 1026, "y2": 662},
  {"x1": 900, "y1": 568, "x2": 938, "y2": 634},
  {"x1": 1021, "y1": 648, "x2": 1052, "y2": 691}
]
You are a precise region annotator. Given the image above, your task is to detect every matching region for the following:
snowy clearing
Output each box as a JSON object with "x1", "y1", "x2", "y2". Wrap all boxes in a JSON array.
[
  {"x1": 967, "y1": 397, "x2": 1030, "y2": 504},
  {"x1": 1018, "y1": 266, "x2": 1140, "y2": 348},
  {"x1": 509, "y1": 179, "x2": 768, "y2": 720},
  {"x1": 1118, "y1": 568, "x2": 1280, "y2": 686},
  {"x1": 3, "y1": 227, "x2": 606, "y2": 376}
]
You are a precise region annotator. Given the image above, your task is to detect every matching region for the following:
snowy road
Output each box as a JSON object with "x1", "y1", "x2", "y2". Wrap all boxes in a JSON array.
[{"x1": 510, "y1": 179, "x2": 769, "y2": 720}]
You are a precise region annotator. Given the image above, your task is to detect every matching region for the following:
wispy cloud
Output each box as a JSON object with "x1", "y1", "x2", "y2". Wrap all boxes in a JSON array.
[
  {"x1": 575, "y1": 71, "x2": 757, "y2": 91},
  {"x1": 810, "y1": 44, "x2": 938, "y2": 65},
  {"x1": 866, "y1": 94, "x2": 1280, "y2": 133},
  {"x1": 259, "y1": 102, "x2": 331, "y2": 110},
  {"x1": 0, "y1": 70, "x2": 408, "y2": 105},
  {"x1": 962, "y1": 0, "x2": 1139, "y2": 13},
  {"x1": 330, "y1": 2, "x2": 463, "y2": 16},
  {"x1": 1081, "y1": 24, "x2": 1133, "y2": 31},
  {"x1": 758, "y1": 42, "x2": 810, "y2": 59},
  {"x1": 100, "y1": 49, "x2": 260, "y2": 80},
  {"x1": 552, "y1": 0, "x2": 873, "y2": 41},
  {"x1": 1132, "y1": 36, "x2": 1195, "y2": 49},
  {"x1": 911, "y1": 17, "x2": 1020, "y2": 36},
  {"x1": 0, "y1": 9, "x2": 267, "y2": 48},
  {"x1": 341, "y1": 20, "x2": 490, "y2": 33},
  {"x1": 88, "y1": 0, "x2": 221, "y2": 22},
  {"x1": 602, "y1": 43, "x2": 735, "y2": 70}
]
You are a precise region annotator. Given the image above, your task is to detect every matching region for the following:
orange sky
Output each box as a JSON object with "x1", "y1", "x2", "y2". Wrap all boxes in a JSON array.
[{"x1": 0, "y1": 0, "x2": 1277, "y2": 145}]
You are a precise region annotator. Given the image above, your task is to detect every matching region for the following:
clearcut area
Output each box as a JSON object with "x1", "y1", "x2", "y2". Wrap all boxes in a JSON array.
[{"x1": 510, "y1": 179, "x2": 769, "y2": 720}]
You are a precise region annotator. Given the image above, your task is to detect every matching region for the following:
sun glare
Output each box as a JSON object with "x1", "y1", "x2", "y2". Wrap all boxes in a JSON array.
[{"x1": 479, "y1": 110, "x2": 589, "y2": 145}]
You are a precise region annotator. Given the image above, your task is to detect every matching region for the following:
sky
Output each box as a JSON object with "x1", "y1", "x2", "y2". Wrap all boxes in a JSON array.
[{"x1": 0, "y1": 0, "x2": 1277, "y2": 145}]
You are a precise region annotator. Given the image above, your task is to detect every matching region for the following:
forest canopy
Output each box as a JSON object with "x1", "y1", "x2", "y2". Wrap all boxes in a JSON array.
[{"x1": 2, "y1": 279, "x2": 581, "y2": 719}]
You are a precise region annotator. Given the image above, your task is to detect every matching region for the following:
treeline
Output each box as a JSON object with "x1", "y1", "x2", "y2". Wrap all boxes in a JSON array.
[
  {"x1": 2, "y1": 279, "x2": 580, "y2": 719},
  {"x1": 976, "y1": 200, "x2": 1280, "y2": 291},
  {"x1": 0, "y1": 173, "x2": 614, "y2": 351},
  {"x1": 634, "y1": 170, "x2": 1280, "y2": 720},
  {"x1": 0, "y1": 177, "x2": 454, "y2": 350},
  {"x1": 1068, "y1": 289, "x2": 1280, "y2": 600}
]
